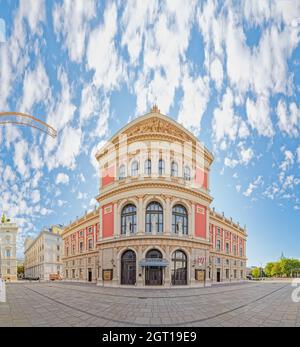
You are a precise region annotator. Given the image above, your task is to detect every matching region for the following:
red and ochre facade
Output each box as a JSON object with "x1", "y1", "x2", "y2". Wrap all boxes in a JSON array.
[{"x1": 62, "y1": 107, "x2": 247, "y2": 287}]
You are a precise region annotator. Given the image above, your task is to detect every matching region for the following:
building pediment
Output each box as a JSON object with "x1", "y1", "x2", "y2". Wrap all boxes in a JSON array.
[{"x1": 122, "y1": 115, "x2": 193, "y2": 143}]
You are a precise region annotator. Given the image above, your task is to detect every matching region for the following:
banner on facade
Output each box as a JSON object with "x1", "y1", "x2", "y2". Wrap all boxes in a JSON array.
[{"x1": 0, "y1": 278, "x2": 6, "y2": 303}]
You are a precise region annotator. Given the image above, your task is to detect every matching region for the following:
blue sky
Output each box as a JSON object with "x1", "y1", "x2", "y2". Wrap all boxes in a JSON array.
[{"x1": 0, "y1": 0, "x2": 300, "y2": 266}]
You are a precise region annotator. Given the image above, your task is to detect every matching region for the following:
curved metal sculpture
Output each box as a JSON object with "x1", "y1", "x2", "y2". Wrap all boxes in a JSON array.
[{"x1": 0, "y1": 112, "x2": 57, "y2": 138}]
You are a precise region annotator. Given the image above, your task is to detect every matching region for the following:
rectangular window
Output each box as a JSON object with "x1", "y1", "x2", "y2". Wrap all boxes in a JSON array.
[
  {"x1": 217, "y1": 239, "x2": 221, "y2": 251},
  {"x1": 240, "y1": 246, "x2": 243, "y2": 257},
  {"x1": 226, "y1": 269, "x2": 229, "y2": 279},
  {"x1": 234, "y1": 270, "x2": 237, "y2": 279},
  {"x1": 226, "y1": 243, "x2": 229, "y2": 254},
  {"x1": 216, "y1": 257, "x2": 221, "y2": 265},
  {"x1": 241, "y1": 270, "x2": 243, "y2": 278},
  {"x1": 217, "y1": 227, "x2": 221, "y2": 235},
  {"x1": 88, "y1": 239, "x2": 93, "y2": 250},
  {"x1": 80, "y1": 241, "x2": 84, "y2": 253},
  {"x1": 233, "y1": 245, "x2": 237, "y2": 256},
  {"x1": 72, "y1": 269, "x2": 75, "y2": 279}
]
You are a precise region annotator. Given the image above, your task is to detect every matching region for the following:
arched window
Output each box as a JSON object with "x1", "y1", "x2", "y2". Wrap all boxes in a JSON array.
[
  {"x1": 131, "y1": 161, "x2": 139, "y2": 176},
  {"x1": 144, "y1": 159, "x2": 151, "y2": 175},
  {"x1": 158, "y1": 159, "x2": 165, "y2": 175},
  {"x1": 145, "y1": 202, "x2": 163, "y2": 233},
  {"x1": 5, "y1": 249, "x2": 11, "y2": 258},
  {"x1": 119, "y1": 165, "x2": 126, "y2": 180},
  {"x1": 184, "y1": 166, "x2": 191, "y2": 181},
  {"x1": 172, "y1": 205, "x2": 188, "y2": 234},
  {"x1": 121, "y1": 204, "x2": 137, "y2": 234},
  {"x1": 146, "y1": 249, "x2": 162, "y2": 259},
  {"x1": 171, "y1": 161, "x2": 178, "y2": 177},
  {"x1": 172, "y1": 250, "x2": 187, "y2": 285}
]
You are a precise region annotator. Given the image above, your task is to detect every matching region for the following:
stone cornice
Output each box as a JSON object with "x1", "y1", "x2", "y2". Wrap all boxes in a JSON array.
[
  {"x1": 96, "y1": 234, "x2": 211, "y2": 248},
  {"x1": 96, "y1": 180, "x2": 213, "y2": 205},
  {"x1": 95, "y1": 112, "x2": 214, "y2": 165},
  {"x1": 209, "y1": 209, "x2": 247, "y2": 237},
  {"x1": 62, "y1": 209, "x2": 100, "y2": 238}
]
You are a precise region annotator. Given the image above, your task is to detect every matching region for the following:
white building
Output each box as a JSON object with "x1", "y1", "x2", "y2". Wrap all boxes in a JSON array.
[
  {"x1": 24, "y1": 225, "x2": 63, "y2": 280},
  {"x1": 0, "y1": 218, "x2": 18, "y2": 282}
]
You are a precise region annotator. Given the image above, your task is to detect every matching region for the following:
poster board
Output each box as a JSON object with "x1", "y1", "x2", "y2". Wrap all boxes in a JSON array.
[{"x1": 102, "y1": 269, "x2": 113, "y2": 281}]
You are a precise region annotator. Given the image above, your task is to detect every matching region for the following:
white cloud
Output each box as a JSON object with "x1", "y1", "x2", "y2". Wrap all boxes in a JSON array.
[
  {"x1": 224, "y1": 157, "x2": 238, "y2": 168},
  {"x1": 177, "y1": 68, "x2": 210, "y2": 135},
  {"x1": 297, "y1": 147, "x2": 300, "y2": 164},
  {"x1": 246, "y1": 96, "x2": 274, "y2": 137},
  {"x1": 243, "y1": 176, "x2": 263, "y2": 197},
  {"x1": 80, "y1": 84, "x2": 101, "y2": 124},
  {"x1": 277, "y1": 99, "x2": 300, "y2": 137},
  {"x1": 87, "y1": 2, "x2": 124, "y2": 91},
  {"x1": 19, "y1": 60, "x2": 51, "y2": 113},
  {"x1": 46, "y1": 126, "x2": 82, "y2": 171},
  {"x1": 47, "y1": 68, "x2": 76, "y2": 129},
  {"x1": 210, "y1": 57, "x2": 223, "y2": 91},
  {"x1": 212, "y1": 88, "x2": 241, "y2": 148},
  {"x1": 126, "y1": 0, "x2": 196, "y2": 115},
  {"x1": 53, "y1": 0, "x2": 95, "y2": 62},
  {"x1": 13, "y1": 139, "x2": 29, "y2": 177},
  {"x1": 31, "y1": 190, "x2": 40, "y2": 204},
  {"x1": 239, "y1": 146, "x2": 254, "y2": 166},
  {"x1": 55, "y1": 173, "x2": 69, "y2": 185}
]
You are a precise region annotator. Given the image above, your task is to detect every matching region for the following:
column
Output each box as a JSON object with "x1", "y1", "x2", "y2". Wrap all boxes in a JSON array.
[
  {"x1": 165, "y1": 197, "x2": 171, "y2": 235},
  {"x1": 164, "y1": 245, "x2": 171, "y2": 287},
  {"x1": 138, "y1": 196, "x2": 144, "y2": 235},
  {"x1": 96, "y1": 249, "x2": 103, "y2": 286},
  {"x1": 136, "y1": 246, "x2": 143, "y2": 287}
]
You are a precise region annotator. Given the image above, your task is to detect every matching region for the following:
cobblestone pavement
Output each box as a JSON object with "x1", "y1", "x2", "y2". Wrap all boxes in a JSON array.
[{"x1": 0, "y1": 281, "x2": 299, "y2": 327}]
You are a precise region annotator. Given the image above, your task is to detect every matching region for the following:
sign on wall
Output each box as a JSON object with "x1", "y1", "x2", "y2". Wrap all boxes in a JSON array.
[
  {"x1": 102, "y1": 269, "x2": 113, "y2": 281},
  {"x1": 0, "y1": 279, "x2": 6, "y2": 303},
  {"x1": 195, "y1": 269, "x2": 205, "y2": 282}
]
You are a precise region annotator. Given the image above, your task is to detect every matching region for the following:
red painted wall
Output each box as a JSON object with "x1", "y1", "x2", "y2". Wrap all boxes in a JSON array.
[
  {"x1": 102, "y1": 165, "x2": 115, "y2": 187},
  {"x1": 102, "y1": 204, "x2": 114, "y2": 238},
  {"x1": 195, "y1": 168, "x2": 208, "y2": 189},
  {"x1": 195, "y1": 204, "x2": 207, "y2": 238}
]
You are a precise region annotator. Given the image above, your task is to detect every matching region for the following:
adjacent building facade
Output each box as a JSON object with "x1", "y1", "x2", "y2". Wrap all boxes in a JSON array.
[
  {"x1": 24, "y1": 225, "x2": 63, "y2": 280},
  {"x1": 0, "y1": 219, "x2": 18, "y2": 282},
  {"x1": 62, "y1": 107, "x2": 247, "y2": 287},
  {"x1": 62, "y1": 209, "x2": 99, "y2": 283}
]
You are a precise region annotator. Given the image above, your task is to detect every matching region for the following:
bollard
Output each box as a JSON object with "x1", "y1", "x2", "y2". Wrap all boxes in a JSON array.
[{"x1": 0, "y1": 278, "x2": 6, "y2": 303}]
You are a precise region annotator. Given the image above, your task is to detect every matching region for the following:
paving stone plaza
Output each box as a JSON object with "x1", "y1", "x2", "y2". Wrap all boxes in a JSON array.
[{"x1": 0, "y1": 281, "x2": 299, "y2": 327}]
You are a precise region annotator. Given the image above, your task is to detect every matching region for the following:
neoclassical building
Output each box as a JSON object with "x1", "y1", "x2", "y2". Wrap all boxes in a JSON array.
[
  {"x1": 62, "y1": 107, "x2": 247, "y2": 287},
  {"x1": 0, "y1": 218, "x2": 18, "y2": 282}
]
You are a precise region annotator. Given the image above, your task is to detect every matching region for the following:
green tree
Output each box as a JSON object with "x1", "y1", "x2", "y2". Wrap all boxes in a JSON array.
[
  {"x1": 264, "y1": 262, "x2": 275, "y2": 277},
  {"x1": 17, "y1": 265, "x2": 24, "y2": 275},
  {"x1": 271, "y1": 262, "x2": 282, "y2": 277},
  {"x1": 1, "y1": 213, "x2": 5, "y2": 223},
  {"x1": 280, "y1": 258, "x2": 300, "y2": 277},
  {"x1": 251, "y1": 267, "x2": 261, "y2": 279}
]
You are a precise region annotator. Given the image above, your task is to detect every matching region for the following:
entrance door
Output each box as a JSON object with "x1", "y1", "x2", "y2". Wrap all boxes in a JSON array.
[
  {"x1": 145, "y1": 267, "x2": 163, "y2": 285},
  {"x1": 145, "y1": 249, "x2": 164, "y2": 286},
  {"x1": 88, "y1": 269, "x2": 92, "y2": 282},
  {"x1": 121, "y1": 250, "x2": 136, "y2": 285},
  {"x1": 217, "y1": 269, "x2": 221, "y2": 282}
]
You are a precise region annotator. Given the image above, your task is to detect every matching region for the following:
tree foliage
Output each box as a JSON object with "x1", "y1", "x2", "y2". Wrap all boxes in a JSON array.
[{"x1": 264, "y1": 257, "x2": 300, "y2": 278}]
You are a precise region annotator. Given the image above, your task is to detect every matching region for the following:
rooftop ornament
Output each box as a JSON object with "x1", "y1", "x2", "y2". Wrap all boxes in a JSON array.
[
  {"x1": 151, "y1": 105, "x2": 160, "y2": 113},
  {"x1": 0, "y1": 112, "x2": 57, "y2": 138}
]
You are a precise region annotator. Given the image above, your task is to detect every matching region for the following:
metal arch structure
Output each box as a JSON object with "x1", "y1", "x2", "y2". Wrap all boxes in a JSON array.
[{"x1": 0, "y1": 112, "x2": 57, "y2": 138}]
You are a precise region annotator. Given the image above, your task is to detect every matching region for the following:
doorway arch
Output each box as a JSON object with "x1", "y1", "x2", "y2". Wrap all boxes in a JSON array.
[
  {"x1": 145, "y1": 249, "x2": 163, "y2": 285},
  {"x1": 121, "y1": 250, "x2": 136, "y2": 285}
]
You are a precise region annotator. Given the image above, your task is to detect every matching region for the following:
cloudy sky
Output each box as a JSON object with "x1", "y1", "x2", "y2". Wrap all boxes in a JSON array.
[{"x1": 0, "y1": 0, "x2": 300, "y2": 265}]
